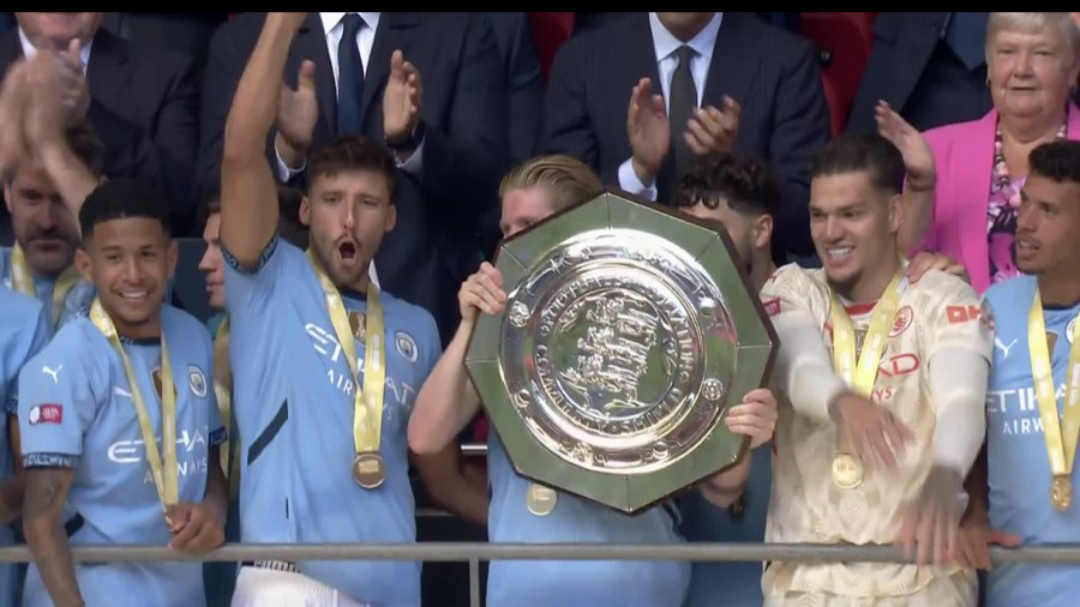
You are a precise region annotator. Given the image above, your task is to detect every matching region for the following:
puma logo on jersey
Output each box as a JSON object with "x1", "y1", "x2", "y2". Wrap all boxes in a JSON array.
[
  {"x1": 41, "y1": 365, "x2": 63, "y2": 383},
  {"x1": 995, "y1": 338, "x2": 1018, "y2": 360}
]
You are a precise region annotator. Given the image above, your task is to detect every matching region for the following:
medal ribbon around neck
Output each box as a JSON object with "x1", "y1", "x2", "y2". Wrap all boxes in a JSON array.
[
  {"x1": 829, "y1": 269, "x2": 906, "y2": 476},
  {"x1": 89, "y1": 298, "x2": 178, "y2": 524},
  {"x1": 306, "y1": 249, "x2": 387, "y2": 474},
  {"x1": 1028, "y1": 290, "x2": 1080, "y2": 510}
]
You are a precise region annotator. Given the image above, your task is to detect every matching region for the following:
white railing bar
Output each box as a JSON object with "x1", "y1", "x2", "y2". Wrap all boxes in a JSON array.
[{"x1": 0, "y1": 543, "x2": 1073, "y2": 564}]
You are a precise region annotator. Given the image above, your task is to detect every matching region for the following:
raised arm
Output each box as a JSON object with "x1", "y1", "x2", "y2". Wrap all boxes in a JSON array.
[{"x1": 220, "y1": 13, "x2": 307, "y2": 269}]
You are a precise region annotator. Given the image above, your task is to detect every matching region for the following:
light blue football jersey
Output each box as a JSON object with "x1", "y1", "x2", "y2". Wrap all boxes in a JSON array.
[
  {"x1": 17, "y1": 305, "x2": 225, "y2": 607},
  {"x1": 222, "y1": 237, "x2": 441, "y2": 607},
  {"x1": 984, "y1": 275, "x2": 1080, "y2": 607},
  {"x1": 0, "y1": 247, "x2": 96, "y2": 333},
  {"x1": 486, "y1": 433, "x2": 691, "y2": 607},
  {"x1": 0, "y1": 287, "x2": 50, "y2": 606}
]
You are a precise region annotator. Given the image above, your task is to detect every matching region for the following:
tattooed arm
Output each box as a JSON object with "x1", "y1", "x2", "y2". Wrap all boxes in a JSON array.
[{"x1": 23, "y1": 467, "x2": 83, "y2": 607}]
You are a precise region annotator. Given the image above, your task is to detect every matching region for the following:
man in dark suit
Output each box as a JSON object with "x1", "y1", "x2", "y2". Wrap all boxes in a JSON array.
[
  {"x1": 199, "y1": 12, "x2": 508, "y2": 346},
  {"x1": 539, "y1": 11, "x2": 830, "y2": 261},
  {"x1": 0, "y1": 12, "x2": 200, "y2": 235},
  {"x1": 846, "y1": 12, "x2": 993, "y2": 134}
]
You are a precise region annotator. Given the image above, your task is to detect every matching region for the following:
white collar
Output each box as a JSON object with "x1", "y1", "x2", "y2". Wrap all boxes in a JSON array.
[
  {"x1": 18, "y1": 26, "x2": 94, "y2": 69},
  {"x1": 319, "y1": 12, "x2": 382, "y2": 36},
  {"x1": 648, "y1": 12, "x2": 722, "y2": 62}
]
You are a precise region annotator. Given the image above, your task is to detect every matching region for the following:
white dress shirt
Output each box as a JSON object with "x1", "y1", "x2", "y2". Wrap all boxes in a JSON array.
[
  {"x1": 617, "y1": 12, "x2": 724, "y2": 200},
  {"x1": 277, "y1": 12, "x2": 423, "y2": 289},
  {"x1": 19, "y1": 27, "x2": 94, "y2": 73}
]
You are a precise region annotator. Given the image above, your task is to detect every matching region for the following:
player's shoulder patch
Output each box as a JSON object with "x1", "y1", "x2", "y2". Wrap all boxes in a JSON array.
[{"x1": 760, "y1": 263, "x2": 829, "y2": 317}]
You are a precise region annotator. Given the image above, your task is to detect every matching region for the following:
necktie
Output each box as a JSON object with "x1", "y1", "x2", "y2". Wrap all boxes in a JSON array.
[
  {"x1": 945, "y1": 12, "x2": 989, "y2": 72},
  {"x1": 337, "y1": 13, "x2": 366, "y2": 135},
  {"x1": 669, "y1": 45, "x2": 697, "y2": 180}
]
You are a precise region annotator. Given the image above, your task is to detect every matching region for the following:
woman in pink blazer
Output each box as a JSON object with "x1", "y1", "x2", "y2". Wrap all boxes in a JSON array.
[{"x1": 879, "y1": 12, "x2": 1080, "y2": 293}]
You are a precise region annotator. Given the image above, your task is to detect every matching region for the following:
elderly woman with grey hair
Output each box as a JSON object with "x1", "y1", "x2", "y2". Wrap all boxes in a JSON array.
[{"x1": 875, "y1": 12, "x2": 1080, "y2": 294}]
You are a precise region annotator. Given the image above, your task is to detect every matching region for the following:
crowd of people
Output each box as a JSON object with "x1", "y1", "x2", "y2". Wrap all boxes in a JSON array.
[{"x1": 0, "y1": 10, "x2": 1078, "y2": 607}]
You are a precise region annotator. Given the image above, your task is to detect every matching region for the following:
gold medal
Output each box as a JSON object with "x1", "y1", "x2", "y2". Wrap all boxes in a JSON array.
[
  {"x1": 348, "y1": 310, "x2": 367, "y2": 341},
  {"x1": 526, "y1": 482, "x2": 557, "y2": 516},
  {"x1": 307, "y1": 250, "x2": 388, "y2": 493},
  {"x1": 1052, "y1": 476, "x2": 1073, "y2": 511},
  {"x1": 353, "y1": 452, "x2": 386, "y2": 489},
  {"x1": 831, "y1": 452, "x2": 863, "y2": 489},
  {"x1": 830, "y1": 267, "x2": 906, "y2": 491}
]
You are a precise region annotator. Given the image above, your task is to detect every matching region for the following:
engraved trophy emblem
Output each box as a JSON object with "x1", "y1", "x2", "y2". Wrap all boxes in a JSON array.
[{"x1": 465, "y1": 190, "x2": 778, "y2": 513}]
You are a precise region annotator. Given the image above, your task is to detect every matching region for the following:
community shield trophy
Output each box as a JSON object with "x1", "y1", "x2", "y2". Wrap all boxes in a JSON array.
[{"x1": 465, "y1": 189, "x2": 778, "y2": 514}]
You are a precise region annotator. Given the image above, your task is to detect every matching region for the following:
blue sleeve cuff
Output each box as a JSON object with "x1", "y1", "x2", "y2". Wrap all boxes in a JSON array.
[
  {"x1": 209, "y1": 427, "x2": 228, "y2": 447},
  {"x1": 3, "y1": 396, "x2": 16, "y2": 416},
  {"x1": 24, "y1": 453, "x2": 79, "y2": 469},
  {"x1": 221, "y1": 235, "x2": 279, "y2": 276}
]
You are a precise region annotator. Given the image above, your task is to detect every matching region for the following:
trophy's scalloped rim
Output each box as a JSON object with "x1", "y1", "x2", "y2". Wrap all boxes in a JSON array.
[{"x1": 463, "y1": 187, "x2": 781, "y2": 515}]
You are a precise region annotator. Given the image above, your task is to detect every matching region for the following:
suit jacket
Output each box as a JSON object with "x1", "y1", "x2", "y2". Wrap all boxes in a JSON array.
[
  {"x1": 199, "y1": 12, "x2": 508, "y2": 345},
  {"x1": 846, "y1": 12, "x2": 994, "y2": 134},
  {"x1": 0, "y1": 27, "x2": 200, "y2": 233},
  {"x1": 477, "y1": 11, "x2": 543, "y2": 257},
  {"x1": 538, "y1": 12, "x2": 830, "y2": 260},
  {"x1": 915, "y1": 103, "x2": 1080, "y2": 293}
]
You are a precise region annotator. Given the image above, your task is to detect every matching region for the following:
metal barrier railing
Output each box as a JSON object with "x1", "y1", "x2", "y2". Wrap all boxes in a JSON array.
[{"x1": 1, "y1": 543, "x2": 1075, "y2": 607}]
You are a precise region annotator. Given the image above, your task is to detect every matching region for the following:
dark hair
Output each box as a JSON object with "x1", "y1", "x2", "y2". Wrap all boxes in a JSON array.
[
  {"x1": 198, "y1": 186, "x2": 222, "y2": 226},
  {"x1": 1029, "y1": 140, "x2": 1080, "y2": 185},
  {"x1": 79, "y1": 179, "x2": 170, "y2": 241},
  {"x1": 5, "y1": 118, "x2": 105, "y2": 183},
  {"x1": 307, "y1": 135, "x2": 396, "y2": 199},
  {"x1": 275, "y1": 185, "x2": 308, "y2": 248},
  {"x1": 674, "y1": 152, "x2": 780, "y2": 216},
  {"x1": 809, "y1": 133, "x2": 906, "y2": 195},
  {"x1": 66, "y1": 119, "x2": 106, "y2": 178},
  {"x1": 198, "y1": 185, "x2": 308, "y2": 247}
]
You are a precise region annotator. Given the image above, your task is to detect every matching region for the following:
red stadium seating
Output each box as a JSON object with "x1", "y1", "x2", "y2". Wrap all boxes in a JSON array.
[
  {"x1": 797, "y1": 12, "x2": 878, "y2": 136},
  {"x1": 528, "y1": 12, "x2": 576, "y2": 84}
]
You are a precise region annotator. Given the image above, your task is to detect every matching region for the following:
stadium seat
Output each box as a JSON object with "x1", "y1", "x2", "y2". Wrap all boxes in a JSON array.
[{"x1": 798, "y1": 12, "x2": 878, "y2": 136}]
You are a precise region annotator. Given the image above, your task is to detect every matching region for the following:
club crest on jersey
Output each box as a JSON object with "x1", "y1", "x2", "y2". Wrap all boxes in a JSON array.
[
  {"x1": 396, "y1": 331, "x2": 418, "y2": 363},
  {"x1": 188, "y1": 365, "x2": 208, "y2": 398},
  {"x1": 890, "y1": 306, "x2": 913, "y2": 337}
]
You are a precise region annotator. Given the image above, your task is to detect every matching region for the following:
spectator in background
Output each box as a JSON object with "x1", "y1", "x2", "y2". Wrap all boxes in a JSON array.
[
  {"x1": 848, "y1": 13, "x2": 995, "y2": 134},
  {"x1": 200, "y1": 12, "x2": 509, "y2": 347},
  {"x1": 851, "y1": 12, "x2": 1080, "y2": 135},
  {"x1": 0, "y1": 12, "x2": 200, "y2": 235},
  {"x1": 880, "y1": 12, "x2": 1080, "y2": 294},
  {"x1": 476, "y1": 12, "x2": 544, "y2": 258},
  {"x1": 0, "y1": 52, "x2": 106, "y2": 334},
  {"x1": 539, "y1": 11, "x2": 830, "y2": 264}
]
